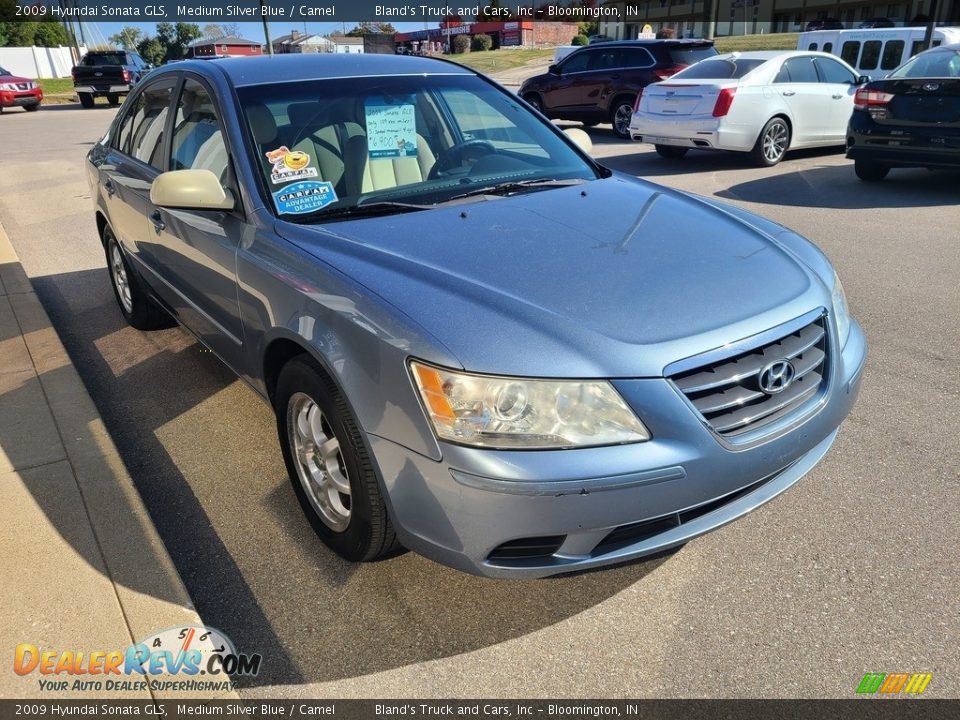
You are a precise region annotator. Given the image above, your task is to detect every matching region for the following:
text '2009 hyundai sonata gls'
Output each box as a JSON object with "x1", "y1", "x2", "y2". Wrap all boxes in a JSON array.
[{"x1": 87, "y1": 54, "x2": 865, "y2": 578}]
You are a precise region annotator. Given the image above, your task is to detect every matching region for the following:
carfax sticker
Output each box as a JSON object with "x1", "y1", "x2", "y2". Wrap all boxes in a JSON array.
[
  {"x1": 265, "y1": 146, "x2": 319, "y2": 184},
  {"x1": 272, "y1": 181, "x2": 337, "y2": 215},
  {"x1": 364, "y1": 96, "x2": 418, "y2": 159}
]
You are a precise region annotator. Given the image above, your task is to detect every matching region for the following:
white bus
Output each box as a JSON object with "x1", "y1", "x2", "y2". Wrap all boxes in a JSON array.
[{"x1": 797, "y1": 27, "x2": 960, "y2": 78}]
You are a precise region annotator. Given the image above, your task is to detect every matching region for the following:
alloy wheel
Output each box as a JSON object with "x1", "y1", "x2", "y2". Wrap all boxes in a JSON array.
[
  {"x1": 613, "y1": 103, "x2": 633, "y2": 137},
  {"x1": 110, "y1": 243, "x2": 133, "y2": 314},
  {"x1": 763, "y1": 121, "x2": 788, "y2": 163}
]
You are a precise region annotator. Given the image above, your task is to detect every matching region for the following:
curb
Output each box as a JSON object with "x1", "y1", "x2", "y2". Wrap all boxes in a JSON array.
[{"x1": 0, "y1": 221, "x2": 238, "y2": 701}]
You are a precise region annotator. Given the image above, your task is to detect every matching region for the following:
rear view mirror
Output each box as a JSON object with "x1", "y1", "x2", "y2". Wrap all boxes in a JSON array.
[
  {"x1": 563, "y1": 128, "x2": 593, "y2": 155},
  {"x1": 548, "y1": 64, "x2": 560, "y2": 75},
  {"x1": 150, "y1": 169, "x2": 235, "y2": 211}
]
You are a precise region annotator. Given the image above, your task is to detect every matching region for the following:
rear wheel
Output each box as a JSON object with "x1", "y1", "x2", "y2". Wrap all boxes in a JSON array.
[
  {"x1": 103, "y1": 226, "x2": 172, "y2": 330},
  {"x1": 854, "y1": 159, "x2": 890, "y2": 182},
  {"x1": 24, "y1": 104, "x2": 40, "y2": 112},
  {"x1": 750, "y1": 117, "x2": 790, "y2": 167},
  {"x1": 275, "y1": 356, "x2": 401, "y2": 562},
  {"x1": 107, "y1": 93, "x2": 121, "y2": 106},
  {"x1": 655, "y1": 144, "x2": 688, "y2": 159},
  {"x1": 610, "y1": 97, "x2": 635, "y2": 139},
  {"x1": 78, "y1": 93, "x2": 95, "y2": 109}
]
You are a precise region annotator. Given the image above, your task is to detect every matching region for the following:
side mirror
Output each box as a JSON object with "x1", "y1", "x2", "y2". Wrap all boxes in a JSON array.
[
  {"x1": 150, "y1": 169, "x2": 234, "y2": 211},
  {"x1": 857, "y1": 75, "x2": 870, "y2": 84},
  {"x1": 563, "y1": 127, "x2": 593, "y2": 155},
  {"x1": 548, "y1": 64, "x2": 560, "y2": 75}
]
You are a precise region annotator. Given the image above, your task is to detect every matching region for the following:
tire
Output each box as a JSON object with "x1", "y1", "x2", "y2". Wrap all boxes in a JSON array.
[
  {"x1": 610, "y1": 96, "x2": 636, "y2": 139},
  {"x1": 103, "y1": 226, "x2": 171, "y2": 330},
  {"x1": 24, "y1": 103, "x2": 40, "y2": 112},
  {"x1": 750, "y1": 117, "x2": 791, "y2": 167},
  {"x1": 523, "y1": 93, "x2": 543, "y2": 113},
  {"x1": 78, "y1": 93, "x2": 95, "y2": 109},
  {"x1": 275, "y1": 356, "x2": 400, "y2": 562},
  {"x1": 655, "y1": 144, "x2": 688, "y2": 159},
  {"x1": 107, "y1": 93, "x2": 121, "y2": 107},
  {"x1": 854, "y1": 159, "x2": 890, "y2": 182}
]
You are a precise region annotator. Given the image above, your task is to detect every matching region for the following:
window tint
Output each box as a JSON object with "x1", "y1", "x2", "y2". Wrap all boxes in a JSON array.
[
  {"x1": 881, "y1": 40, "x2": 905, "y2": 70},
  {"x1": 560, "y1": 50, "x2": 591, "y2": 73},
  {"x1": 773, "y1": 63, "x2": 791, "y2": 83},
  {"x1": 824, "y1": 42, "x2": 833, "y2": 53},
  {"x1": 808, "y1": 43, "x2": 818, "y2": 51},
  {"x1": 588, "y1": 48, "x2": 621, "y2": 70},
  {"x1": 890, "y1": 48, "x2": 960, "y2": 78},
  {"x1": 667, "y1": 46, "x2": 719, "y2": 66},
  {"x1": 170, "y1": 79, "x2": 229, "y2": 183},
  {"x1": 620, "y1": 47, "x2": 654, "y2": 68},
  {"x1": 85, "y1": 52, "x2": 126, "y2": 66},
  {"x1": 673, "y1": 58, "x2": 766, "y2": 79},
  {"x1": 117, "y1": 79, "x2": 175, "y2": 169},
  {"x1": 814, "y1": 57, "x2": 856, "y2": 84},
  {"x1": 860, "y1": 40, "x2": 882, "y2": 70},
  {"x1": 783, "y1": 56, "x2": 819, "y2": 83},
  {"x1": 841, "y1": 41, "x2": 860, "y2": 66}
]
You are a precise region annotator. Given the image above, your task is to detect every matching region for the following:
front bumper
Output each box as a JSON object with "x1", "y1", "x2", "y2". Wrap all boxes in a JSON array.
[
  {"x1": 372, "y1": 318, "x2": 867, "y2": 578},
  {"x1": 0, "y1": 89, "x2": 42, "y2": 108},
  {"x1": 628, "y1": 113, "x2": 757, "y2": 152}
]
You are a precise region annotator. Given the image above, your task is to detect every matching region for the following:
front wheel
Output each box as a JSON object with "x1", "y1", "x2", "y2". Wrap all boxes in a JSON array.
[
  {"x1": 107, "y1": 93, "x2": 121, "y2": 107},
  {"x1": 610, "y1": 98, "x2": 635, "y2": 139},
  {"x1": 275, "y1": 356, "x2": 401, "y2": 562},
  {"x1": 24, "y1": 103, "x2": 40, "y2": 112},
  {"x1": 854, "y1": 159, "x2": 890, "y2": 181},
  {"x1": 751, "y1": 117, "x2": 791, "y2": 167},
  {"x1": 655, "y1": 144, "x2": 688, "y2": 159},
  {"x1": 523, "y1": 94, "x2": 543, "y2": 113}
]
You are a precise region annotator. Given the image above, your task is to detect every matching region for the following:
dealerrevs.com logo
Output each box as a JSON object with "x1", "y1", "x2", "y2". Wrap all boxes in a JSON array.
[
  {"x1": 856, "y1": 672, "x2": 933, "y2": 696},
  {"x1": 13, "y1": 625, "x2": 261, "y2": 693}
]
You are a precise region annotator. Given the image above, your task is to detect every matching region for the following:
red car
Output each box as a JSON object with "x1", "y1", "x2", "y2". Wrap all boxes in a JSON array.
[{"x1": 0, "y1": 66, "x2": 43, "y2": 112}]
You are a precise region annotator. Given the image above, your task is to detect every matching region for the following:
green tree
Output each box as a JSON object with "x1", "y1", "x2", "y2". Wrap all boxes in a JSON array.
[
  {"x1": 137, "y1": 36, "x2": 166, "y2": 66},
  {"x1": 471, "y1": 33, "x2": 493, "y2": 52},
  {"x1": 572, "y1": 34, "x2": 589, "y2": 46},
  {"x1": 345, "y1": 22, "x2": 396, "y2": 35},
  {"x1": 155, "y1": 22, "x2": 201, "y2": 61},
  {"x1": 110, "y1": 26, "x2": 143, "y2": 50}
]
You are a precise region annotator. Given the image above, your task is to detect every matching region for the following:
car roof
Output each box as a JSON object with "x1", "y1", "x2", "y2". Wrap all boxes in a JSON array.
[
  {"x1": 582, "y1": 39, "x2": 714, "y2": 47},
  {"x1": 174, "y1": 53, "x2": 476, "y2": 87},
  {"x1": 713, "y1": 50, "x2": 846, "y2": 61}
]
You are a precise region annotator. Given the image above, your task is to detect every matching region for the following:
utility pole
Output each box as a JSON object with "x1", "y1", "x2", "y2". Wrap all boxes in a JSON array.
[
  {"x1": 703, "y1": 0, "x2": 715, "y2": 39},
  {"x1": 923, "y1": 0, "x2": 939, "y2": 51},
  {"x1": 261, "y1": 1, "x2": 273, "y2": 55}
]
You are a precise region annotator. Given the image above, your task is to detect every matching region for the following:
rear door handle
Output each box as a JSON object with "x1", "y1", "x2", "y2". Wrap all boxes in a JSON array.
[
  {"x1": 104, "y1": 179, "x2": 116, "y2": 197},
  {"x1": 781, "y1": 90, "x2": 796, "y2": 97},
  {"x1": 832, "y1": 94, "x2": 843, "y2": 99},
  {"x1": 149, "y1": 211, "x2": 165, "y2": 233}
]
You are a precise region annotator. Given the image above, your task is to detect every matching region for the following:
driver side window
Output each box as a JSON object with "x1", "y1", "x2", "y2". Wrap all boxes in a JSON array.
[
  {"x1": 560, "y1": 50, "x2": 592, "y2": 74},
  {"x1": 169, "y1": 78, "x2": 230, "y2": 185}
]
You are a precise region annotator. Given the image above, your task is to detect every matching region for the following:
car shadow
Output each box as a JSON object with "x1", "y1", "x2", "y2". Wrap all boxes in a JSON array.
[
  {"x1": 717, "y1": 163, "x2": 960, "y2": 209},
  {"x1": 23, "y1": 267, "x2": 665, "y2": 688}
]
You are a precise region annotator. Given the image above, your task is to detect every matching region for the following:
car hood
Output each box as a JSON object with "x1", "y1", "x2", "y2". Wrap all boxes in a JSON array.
[
  {"x1": 280, "y1": 176, "x2": 828, "y2": 378},
  {"x1": 0, "y1": 74, "x2": 33, "y2": 84}
]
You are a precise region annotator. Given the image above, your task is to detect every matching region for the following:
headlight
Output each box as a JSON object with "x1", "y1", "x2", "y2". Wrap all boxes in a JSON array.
[
  {"x1": 831, "y1": 271, "x2": 850, "y2": 348},
  {"x1": 0, "y1": 83, "x2": 17, "y2": 91},
  {"x1": 410, "y1": 361, "x2": 650, "y2": 449}
]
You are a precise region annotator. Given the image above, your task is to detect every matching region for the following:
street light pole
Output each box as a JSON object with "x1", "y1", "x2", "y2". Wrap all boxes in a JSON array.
[{"x1": 261, "y1": 1, "x2": 274, "y2": 55}]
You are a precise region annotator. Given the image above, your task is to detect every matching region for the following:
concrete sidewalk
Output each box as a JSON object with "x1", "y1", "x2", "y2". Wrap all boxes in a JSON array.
[{"x1": 0, "y1": 222, "x2": 234, "y2": 700}]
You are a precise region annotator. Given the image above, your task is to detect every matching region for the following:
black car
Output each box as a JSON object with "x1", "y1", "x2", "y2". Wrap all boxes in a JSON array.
[
  {"x1": 858, "y1": 17, "x2": 896, "y2": 28},
  {"x1": 846, "y1": 43, "x2": 960, "y2": 180},
  {"x1": 805, "y1": 18, "x2": 844, "y2": 31},
  {"x1": 518, "y1": 39, "x2": 717, "y2": 138},
  {"x1": 71, "y1": 50, "x2": 151, "y2": 108}
]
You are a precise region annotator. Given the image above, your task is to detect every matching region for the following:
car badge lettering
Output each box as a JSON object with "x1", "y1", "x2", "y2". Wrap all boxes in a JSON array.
[
  {"x1": 758, "y1": 359, "x2": 796, "y2": 395},
  {"x1": 272, "y1": 181, "x2": 337, "y2": 215}
]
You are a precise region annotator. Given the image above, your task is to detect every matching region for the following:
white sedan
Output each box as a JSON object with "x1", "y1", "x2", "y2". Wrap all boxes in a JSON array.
[{"x1": 628, "y1": 51, "x2": 865, "y2": 166}]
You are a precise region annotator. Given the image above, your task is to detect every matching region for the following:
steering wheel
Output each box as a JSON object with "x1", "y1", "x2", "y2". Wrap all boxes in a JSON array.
[{"x1": 430, "y1": 139, "x2": 496, "y2": 177}]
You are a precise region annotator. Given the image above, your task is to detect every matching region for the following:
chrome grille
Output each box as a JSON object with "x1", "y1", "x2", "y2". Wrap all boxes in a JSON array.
[
  {"x1": 16, "y1": 83, "x2": 29, "y2": 90},
  {"x1": 671, "y1": 317, "x2": 828, "y2": 437}
]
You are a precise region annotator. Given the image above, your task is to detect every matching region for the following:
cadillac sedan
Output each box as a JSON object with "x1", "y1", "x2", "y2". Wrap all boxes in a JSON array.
[
  {"x1": 87, "y1": 55, "x2": 865, "y2": 578},
  {"x1": 629, "y1": 51, "x2": 866, "y2": 166}
]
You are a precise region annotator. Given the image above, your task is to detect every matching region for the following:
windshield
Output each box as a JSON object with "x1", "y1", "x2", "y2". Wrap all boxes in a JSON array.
[
  {"x1": 889, "y1": 48, "x2": 960, "y2": 78},
  {"x1": 0, "y1": 66, "x2": 11, "y2": 76},
  {"x1": 237, "y1": 74, "x2": 598, "y2": 222},
  {"x1": 667, "y1": 46, "x2": 719, "y2": 66},
  {"x1": 672, "y1": 58, "x2": 766, "y2": 79}
]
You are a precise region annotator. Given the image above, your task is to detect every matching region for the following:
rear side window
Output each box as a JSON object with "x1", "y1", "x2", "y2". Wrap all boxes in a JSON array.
[
  {"x1": 881, "y1": 40, "x2": 905, "y2": 70},
  {"x1": 808, "y1": 43, "x2": 818, "y2": 51},
  {"x1": 860, "y1": 41, "x2": 882, "y2": 70},
  {"x1": 673, "y1": 58, "x2": 766, "y2": 79},
  {"x1": 170, "y1": 79, "x2": 229, "y2": 183},
  {"x1": 783, "y1": 56, "x2": 819, "y2": 83},
  {"x1": 814, "y1": 57, "x2": 857, "y2": 84},
  {"x1": 824, "y1": 42, "x2": 833, "y2": 53},
  {"x1": 841, "y1": 41, "x2": 860, "y2": 66},
  {"x1": 85, "y1": 53, "x2": 126, "y2": 66},
  {"x1": 115, "y1": 79, "x2": 176, "y2": 170},
  {"x1": 619, "y1": 47, "x2": 655, "y2": 68},
  {"x1": 667, "y1": 45, "x2": 718, "y2": 66}
]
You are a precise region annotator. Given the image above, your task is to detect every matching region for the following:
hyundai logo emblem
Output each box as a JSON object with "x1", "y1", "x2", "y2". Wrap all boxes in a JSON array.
[{"x1": 758, "y1": 360, "x2": 796, "y2": 395}]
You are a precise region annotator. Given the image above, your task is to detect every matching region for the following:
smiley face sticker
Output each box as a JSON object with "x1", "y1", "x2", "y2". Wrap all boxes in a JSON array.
[{"x1": 265, "y1": 146, "x2": 319, "y2": 184}]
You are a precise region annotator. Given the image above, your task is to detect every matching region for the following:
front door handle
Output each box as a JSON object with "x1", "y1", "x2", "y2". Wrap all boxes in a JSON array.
[
  {"x1": 781, "y1": 90, "x2": 796, "y2": 97},
  {"x1": 149, "y1": 211, "x2": 165, "y2": 233},
  {"x1": 104, "y1": 179, "x2": 116, "y2": 197},
  {"x1": 832, "y1": 93, "x2": 843, "y2": 99}
]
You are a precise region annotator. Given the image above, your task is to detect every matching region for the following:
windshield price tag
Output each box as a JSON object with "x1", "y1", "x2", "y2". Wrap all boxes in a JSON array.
[
  {"x1": 365, "y1": 96, "x2": 418, "y2": 159},
  {"x1": 273, "y1": 181, "x2": 337, "y2": 215}
]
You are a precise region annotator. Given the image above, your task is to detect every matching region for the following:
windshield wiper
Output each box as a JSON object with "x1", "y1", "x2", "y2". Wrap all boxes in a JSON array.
[
  {"x1": 286, "y1": 200, "x2": 430, "y2": 224},
  {"x1": 441, "y1": 177, "x2": 588, "y2": 204}
]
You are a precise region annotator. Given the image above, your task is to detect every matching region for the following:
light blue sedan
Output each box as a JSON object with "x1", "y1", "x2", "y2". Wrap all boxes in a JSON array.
[{"x1": 87, "y1": 54, "x2": 865, "y2": 578}]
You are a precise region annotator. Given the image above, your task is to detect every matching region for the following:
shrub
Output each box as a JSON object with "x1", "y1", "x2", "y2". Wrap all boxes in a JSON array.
[
  {"x1": 471, "y1": 33, "x2": 493, "y2": 52},
  {"x1": 452, "y1": 34, "x2": 471, "y2": 54},
  {"x1": 572, "y1": 34, "x2": 589, "y2": 46},
  {"x1": 655, "y1": 28, "x2": 676, "y2": 39}
]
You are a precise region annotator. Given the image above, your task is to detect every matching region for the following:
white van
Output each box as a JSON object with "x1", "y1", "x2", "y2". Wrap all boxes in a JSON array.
[{"x1": 797, "y1": 27, "x2": 960, "y2": 78}]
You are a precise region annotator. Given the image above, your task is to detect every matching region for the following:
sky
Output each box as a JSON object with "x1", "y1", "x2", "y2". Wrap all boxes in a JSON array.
[{"x1": 85, "y1": 21, "x2": 430, "y2": 46}]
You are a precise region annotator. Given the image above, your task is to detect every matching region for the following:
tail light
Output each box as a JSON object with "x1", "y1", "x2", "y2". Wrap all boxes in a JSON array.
[
  {"x1": 854, "y1": 88, "x2": 894, "y2": 110},
  {"x1": 654, "y1": 64, "x2": 685, "y2": 81},
  {"x1": 122, "y1": 69, "x2": 131, "y2": 83},
  {"x1": 71, "y1": 67, "x2": 77, "y2": 81},
  {"x1": 712, "y1": 87, "x2": 737, "y2": 117},
  {"x1": 633, "y1": 88, "x2": 644, "y2": 112}
]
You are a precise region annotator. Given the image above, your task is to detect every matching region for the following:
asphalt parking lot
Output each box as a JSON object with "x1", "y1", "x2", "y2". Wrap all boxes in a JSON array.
[{"x1": 1, "y1": 102, "x2": 958, "y2": 698}]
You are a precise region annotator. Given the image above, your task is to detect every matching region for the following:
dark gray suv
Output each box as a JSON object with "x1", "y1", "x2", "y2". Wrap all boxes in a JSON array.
[{"x1": 519, "y1": 39, "x2": 717, "y2": 137}]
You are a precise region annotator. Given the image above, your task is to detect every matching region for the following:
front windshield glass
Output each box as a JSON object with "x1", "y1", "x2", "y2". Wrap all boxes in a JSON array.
[
  {"x1": 237, "y1": 74, "x2": 598, "y2": 222},
  {"x1": 889, "y1": 48, "x2": 960, "y2": 78},
  {"x1": 0, "y1": 66, "x2": 11, "y2": 76}
]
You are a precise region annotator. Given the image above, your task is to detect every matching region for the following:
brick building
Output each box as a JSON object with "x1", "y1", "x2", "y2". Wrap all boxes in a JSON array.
[{"x1": 188, "y1": 36, "x2": 263, "y2": 58}]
